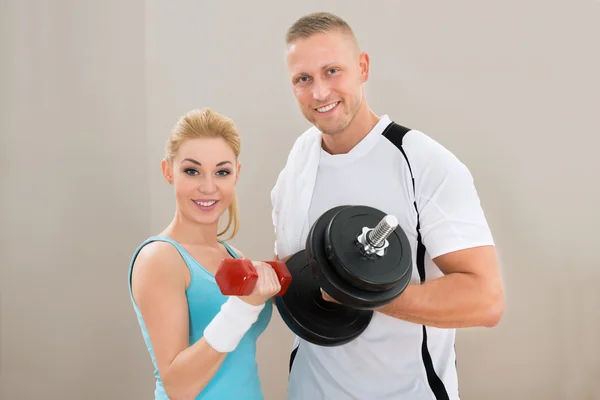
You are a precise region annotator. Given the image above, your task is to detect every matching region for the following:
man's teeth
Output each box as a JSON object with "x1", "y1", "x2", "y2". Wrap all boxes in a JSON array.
[
  {"x1": 196, "y1": 201, "x2": 216, "y2": 206},
  {"x1": 317, "y1": 102, "x2": 338, "y2": 113}
]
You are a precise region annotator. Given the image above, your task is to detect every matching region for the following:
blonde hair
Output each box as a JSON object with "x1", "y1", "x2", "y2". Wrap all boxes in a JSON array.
[
  {"x1": 165, "y1": 107, "x2": 241, "y2": 240},
  {"x1": 285, "y1": 12, "x2": 357, "y2": 45}
]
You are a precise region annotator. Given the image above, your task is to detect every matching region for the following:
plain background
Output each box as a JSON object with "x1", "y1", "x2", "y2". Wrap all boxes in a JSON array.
[{"x1": 1, "y1": 1, "x2": 599, "y2": 399}]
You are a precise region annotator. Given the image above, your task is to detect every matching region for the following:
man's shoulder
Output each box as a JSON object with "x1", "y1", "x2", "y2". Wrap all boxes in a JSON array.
[{"x1": 395, "y1": 126, "x2": 467, "y2": 172}]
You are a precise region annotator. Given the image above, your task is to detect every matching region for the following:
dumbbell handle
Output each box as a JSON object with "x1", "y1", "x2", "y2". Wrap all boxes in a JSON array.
[
  {"x1": 357, "y1": 214, "x2": 399, "y2": 257},
  {"x1": 215, "y1": 258, "x2": 292, "y2": 297},
  {"x1": 368, "y1": 215, "x2": 398, "y2": 247}
]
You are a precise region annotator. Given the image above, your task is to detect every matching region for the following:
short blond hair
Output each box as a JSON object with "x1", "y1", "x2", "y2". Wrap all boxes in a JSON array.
[
  {"x1": 285, "y1": 12, "x2": 358, "y2": 45},
  {"x1": 165, "y1": 107, "x2": 241, "y2": 240}
]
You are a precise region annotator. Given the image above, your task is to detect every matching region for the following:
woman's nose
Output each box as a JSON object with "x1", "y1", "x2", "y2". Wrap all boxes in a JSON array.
[{"x1": 199, "y1": 176, "x2": 217, "y2": 194}]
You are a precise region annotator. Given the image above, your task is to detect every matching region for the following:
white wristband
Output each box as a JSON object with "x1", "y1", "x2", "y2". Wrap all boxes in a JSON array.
[{"x1": 203, "y1": 296, "x2": 265, "y2": 353}]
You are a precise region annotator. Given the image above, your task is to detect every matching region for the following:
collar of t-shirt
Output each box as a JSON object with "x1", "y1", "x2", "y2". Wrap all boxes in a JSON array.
[{"x1": 319, "y1": 114, "x2": 392, "y2": 167}]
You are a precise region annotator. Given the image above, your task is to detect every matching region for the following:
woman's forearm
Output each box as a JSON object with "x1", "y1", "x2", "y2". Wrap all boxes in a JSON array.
[
  {"x1": 161, "y1": 296, "x2": 265, "y2": 399},
  {"x1": 161, "y1": 339, "x2": 227, "y2": 400}
]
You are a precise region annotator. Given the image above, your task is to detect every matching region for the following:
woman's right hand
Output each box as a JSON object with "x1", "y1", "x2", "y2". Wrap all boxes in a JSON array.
[{"x1": 238, "y1": 261, "x2": 282, "y2": 306}]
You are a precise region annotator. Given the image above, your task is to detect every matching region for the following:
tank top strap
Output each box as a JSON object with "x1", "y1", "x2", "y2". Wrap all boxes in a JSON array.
[{"x1": 219, "y1": 240, "x2": 240, "y2": 259}]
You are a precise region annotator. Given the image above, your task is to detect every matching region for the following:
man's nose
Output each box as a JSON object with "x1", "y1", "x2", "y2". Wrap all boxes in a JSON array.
[{"x1": 312, "y1": 78, "x2": 331, "y2": 102}]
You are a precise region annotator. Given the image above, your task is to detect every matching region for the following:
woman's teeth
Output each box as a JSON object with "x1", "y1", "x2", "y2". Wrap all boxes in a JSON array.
[{"x1": 195, "y1": 200, "x2": 216, "y2": 206}]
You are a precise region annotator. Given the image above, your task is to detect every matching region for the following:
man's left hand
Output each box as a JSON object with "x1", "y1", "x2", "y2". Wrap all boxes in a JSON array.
[{"x1": 321, "y1": 289, "x2": 340, "y2": 304}]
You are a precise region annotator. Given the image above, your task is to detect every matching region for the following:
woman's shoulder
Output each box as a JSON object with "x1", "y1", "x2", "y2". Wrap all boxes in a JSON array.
[
  {"x1": 136, "y1": 237, "x2": 181, "y2": 261},
  {"x1": 132, "y1": 239, "x2": 187, "y2": 280}
]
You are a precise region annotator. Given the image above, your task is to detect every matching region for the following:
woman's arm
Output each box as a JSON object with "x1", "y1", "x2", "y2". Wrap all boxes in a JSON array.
[{"x1": 131, "y1": 242, "x2": 264, "y2": 400}]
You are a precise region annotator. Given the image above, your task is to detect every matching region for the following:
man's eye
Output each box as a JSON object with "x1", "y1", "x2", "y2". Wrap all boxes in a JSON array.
[{"x1": 328, "y1": 68, "x2": 338, "y2": 74}]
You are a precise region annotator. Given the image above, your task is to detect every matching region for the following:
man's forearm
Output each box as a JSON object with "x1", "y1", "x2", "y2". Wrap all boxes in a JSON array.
[{"x1": 377, "y1": 272, "x2": 504, "y2": 329}]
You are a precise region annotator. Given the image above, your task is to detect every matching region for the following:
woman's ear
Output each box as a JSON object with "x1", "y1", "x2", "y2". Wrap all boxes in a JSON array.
[
  {"x1": 161, "y1": 158, "x2": 173, "y2": 184},
  {"x1": 235, "y1": 162, "x2": 242, "y2": 184}
]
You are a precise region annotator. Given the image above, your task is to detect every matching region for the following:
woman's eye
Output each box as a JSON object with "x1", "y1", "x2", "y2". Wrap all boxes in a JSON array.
[
  {"x1": 184, "y1": 168, "x2": 198, "y2": 176},
  {"x1": 216, "y1": 169, "x2": 231, "y2": 176}
]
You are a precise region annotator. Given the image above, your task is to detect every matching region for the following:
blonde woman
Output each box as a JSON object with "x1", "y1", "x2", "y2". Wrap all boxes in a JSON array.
[{"x1": 128, "y1": 108, "x2": 280, "y2": 400}]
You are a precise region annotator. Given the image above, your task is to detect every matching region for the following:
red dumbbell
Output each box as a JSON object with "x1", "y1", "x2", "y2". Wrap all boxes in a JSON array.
[{"x1": 215, "y1": 258, "x2": 292, "y2": 297}]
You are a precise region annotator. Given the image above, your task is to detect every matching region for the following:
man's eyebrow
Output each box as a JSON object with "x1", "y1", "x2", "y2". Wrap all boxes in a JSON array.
[
  {"x1": 292, "y1": 71, "x2": 308, "y2": 80},
  {"x1": 321, "y1": 63, "x2": 339, "y2": 70},
  {"x1": 292, "y1": 63, "x2": 341, "y2": 79}
]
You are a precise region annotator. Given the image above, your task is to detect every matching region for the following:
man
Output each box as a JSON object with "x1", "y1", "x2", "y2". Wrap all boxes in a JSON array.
[{"x1": 270, "y1": 11, "x2": 505, "y2": 400}]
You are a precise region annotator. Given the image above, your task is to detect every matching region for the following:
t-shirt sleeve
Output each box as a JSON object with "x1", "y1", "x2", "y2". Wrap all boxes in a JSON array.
[{"x1": 404, "y1": 131, "x2": 495, "y2": 259}]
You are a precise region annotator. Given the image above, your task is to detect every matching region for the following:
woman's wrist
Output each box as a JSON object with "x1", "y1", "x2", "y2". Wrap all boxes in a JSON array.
[{"x1": 203, "y1": 296, "x2": 265, "y2": 353}]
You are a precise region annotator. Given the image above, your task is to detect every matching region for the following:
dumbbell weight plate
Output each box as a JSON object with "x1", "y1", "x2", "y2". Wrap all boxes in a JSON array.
[
  {"x1": 274, "y1": 249, "x2": 373, "y2": 347},
  {"x1": 325, "y1": 205, "x2": 412, "y2": 292},
  {"x1": 307, "y1": 205, "x2": 412, "y2": 310}
]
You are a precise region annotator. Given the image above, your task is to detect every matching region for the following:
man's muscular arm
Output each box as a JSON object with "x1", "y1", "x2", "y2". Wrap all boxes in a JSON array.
[
  {"x1": 376, "y1": 245, "x2": 504, "y2": 328},
  {"x1": 321, "y1": 246, "x2": 504, "y2": 328}
]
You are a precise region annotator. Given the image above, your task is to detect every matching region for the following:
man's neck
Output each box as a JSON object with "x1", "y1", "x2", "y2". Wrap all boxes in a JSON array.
[{"x1": 321, "y1": 107, "x2": 380, "y2": 155}]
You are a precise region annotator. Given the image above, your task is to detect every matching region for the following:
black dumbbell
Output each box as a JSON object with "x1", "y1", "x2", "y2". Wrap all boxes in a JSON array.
[{"x1": 274, "y1": 205, "x2": 413, "y2": 347}]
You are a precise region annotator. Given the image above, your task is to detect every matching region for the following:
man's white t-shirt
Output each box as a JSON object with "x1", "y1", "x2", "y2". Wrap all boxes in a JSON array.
[{"x1": 272, "y1": 115, "x2": 494, "y2": 400}]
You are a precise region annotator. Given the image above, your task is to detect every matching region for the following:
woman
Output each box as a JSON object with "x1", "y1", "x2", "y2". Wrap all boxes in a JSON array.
[{"x1": 127, "y1": 107, "x2": 281, "y2": 399}]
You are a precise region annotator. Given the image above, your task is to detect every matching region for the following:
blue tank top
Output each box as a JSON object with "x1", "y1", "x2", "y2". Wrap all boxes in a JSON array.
[{"x1": 127, "y1": 235, "x2": 272, "y2": 400}]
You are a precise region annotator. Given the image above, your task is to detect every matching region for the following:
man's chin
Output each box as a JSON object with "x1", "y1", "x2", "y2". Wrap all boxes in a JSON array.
[
  {"x1": 303, "y1": 110, "x2": 347, "y2": 134},
  {"x1": 315, "y1": 121, "x2": 347, "y2": 136}
]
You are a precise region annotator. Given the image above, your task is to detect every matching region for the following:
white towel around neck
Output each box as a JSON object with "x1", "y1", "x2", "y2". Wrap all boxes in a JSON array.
[{"x1": 270, "y1": 126, "x2": 323, "y2": 258}]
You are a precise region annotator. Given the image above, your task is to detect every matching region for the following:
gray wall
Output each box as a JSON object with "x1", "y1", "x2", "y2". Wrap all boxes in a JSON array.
[{"x1": 1, "y1": 1, "x2": 599, "y2": 399}]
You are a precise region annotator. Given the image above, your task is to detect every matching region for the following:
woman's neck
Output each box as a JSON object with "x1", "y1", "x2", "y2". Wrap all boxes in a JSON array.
[{"x1": 162, "y1": 213, "x2": 221, "y2": 248}]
